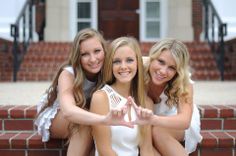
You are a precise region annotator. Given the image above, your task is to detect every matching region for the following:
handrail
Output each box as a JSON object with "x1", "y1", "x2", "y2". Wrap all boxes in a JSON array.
[
  {"x1": 10, "y1": 0, "x2": 33, "y2": 81},
  {"x1": 202, "y1": 0, "x2": 227, "y2": 80}
]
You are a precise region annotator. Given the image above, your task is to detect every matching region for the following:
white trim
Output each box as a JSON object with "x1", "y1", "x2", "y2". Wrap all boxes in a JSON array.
[
  {"x1": 161, "y1": 0, "x2": 168, "y2": 38},
  {"x1": 91, "y1": 0, "x2": 97, "y2": 29},
  {"x1": 140, "y1": 0, "x2": 168, "y2": 42},
  {"x1": 139, "y1": 0, "x2": 145, "y2": 41},
  {"x1": 69, "y1": 0, "x2": 76, "y2": 40},
  {"x1": 69, "y1": 0, "x2": 97, "y2": 40}
]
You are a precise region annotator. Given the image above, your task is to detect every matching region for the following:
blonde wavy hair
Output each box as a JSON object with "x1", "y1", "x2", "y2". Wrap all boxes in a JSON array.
[{"x1": 145, "y1": 38, "x2": 191, "y2": 107}]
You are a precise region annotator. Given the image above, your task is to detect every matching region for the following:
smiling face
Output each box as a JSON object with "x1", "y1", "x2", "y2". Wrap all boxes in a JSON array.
[
  {"x1": 80, "y1": 36, "x2": 105, "y2": 80},
  {"x1": 112, "y1": 46, "x2": 137, "y2": 84},
  {"x1": 149, "y1": 49, "x2": 177, "y2": 86}
]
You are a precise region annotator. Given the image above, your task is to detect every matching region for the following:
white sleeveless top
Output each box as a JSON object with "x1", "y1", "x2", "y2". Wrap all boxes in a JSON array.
[
  {"x1": 35, "y1": 66, "x2": 96, "y2": 142},
  {"x1": 153, "y1": 91, "x2": 202, "y2": 154},
  {"x1": 95, "y1": 85, "x2": 139, "y2": 156}
]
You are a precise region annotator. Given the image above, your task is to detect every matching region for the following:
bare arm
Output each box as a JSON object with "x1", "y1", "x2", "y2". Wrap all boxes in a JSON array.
[
  {"x1": 150, "y1": 84, "x2": 194, "y2": 130},
  {"x1": 90, "y1": 91, "x2": 117, "y2": 156},
  {"x1": 58, "y1": 70, "x2": 106, "y2": 125},
  {"x1": 139, "y1": 96, "x2": 155, "y2": 156}
]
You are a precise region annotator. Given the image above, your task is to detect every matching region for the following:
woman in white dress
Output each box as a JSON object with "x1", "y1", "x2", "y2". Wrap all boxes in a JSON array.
[
  {"x1": 90, "y1": 37, "x2": 155, "y2": 156},
  {"x1": 142, "y1": 38, "x2": 202, "y2": 155},
  {"x1": 34, "y1": 28, "x2": 132, "y2": 156}
]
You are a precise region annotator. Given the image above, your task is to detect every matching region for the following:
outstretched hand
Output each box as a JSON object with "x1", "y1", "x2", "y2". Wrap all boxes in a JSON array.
[
  {"x1": 104, "y1": 101, "x2": 134, "y2": 128},
  {"x1": 103, "y1": 96, "x2": 154, "y2": 127},
  {"x1": 127, "y1": 96, "x2": 154, "y2": 125}
]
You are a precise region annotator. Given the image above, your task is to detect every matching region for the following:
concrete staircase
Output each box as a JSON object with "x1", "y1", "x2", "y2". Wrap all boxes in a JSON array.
[{"x1": 0, "y1": 104, "x2": 236, "y2": 156}]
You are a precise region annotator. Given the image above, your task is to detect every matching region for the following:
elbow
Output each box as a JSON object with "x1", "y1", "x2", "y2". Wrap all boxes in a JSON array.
[
  {"x1": 182, "y1": 119, "x2": 191, "y2": 130},
  {"x1": 61, "y1": 108, "x2": 73, "y2": 121},
  {"x1": 183, "y1": 124, "x2": 190, "y2": 130}
]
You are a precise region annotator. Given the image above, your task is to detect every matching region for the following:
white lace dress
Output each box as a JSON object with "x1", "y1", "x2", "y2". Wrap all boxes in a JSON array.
[
  {"x1": 34, "y1": 66, "x2": 96, "y2": 142},
  {"x1": 95, "y1": 85, "x2": 139, "y2": 156},
  {"x1": 153, "y1": 91, "x2": 202, "y2": 154}
]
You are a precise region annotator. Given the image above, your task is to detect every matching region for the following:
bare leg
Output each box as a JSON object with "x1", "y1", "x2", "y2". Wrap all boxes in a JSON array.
[
  {"x1": 152, "y1": 126, "x2": 188, "y2": 156},
  {"x1": 49, "y1": 110, "x2": 94, "y2": 156},
  {"x1": 50, "y1": 110, "x2": 70, "y2": 138},
  {"x1": 67, "y1": 125, "x2": 93, "y2": 156}
]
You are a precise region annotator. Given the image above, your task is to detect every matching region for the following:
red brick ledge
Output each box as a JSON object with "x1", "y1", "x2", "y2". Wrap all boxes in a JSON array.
[
  {"x1": 1, "y1": 103, "x2": 236, "y2": 156},
  {"x1": 0, "y1": 132, "x2": 66, "y2": 149},
  {"x1": 1, "y1": 105, "x2": 235, "y2": 119}
]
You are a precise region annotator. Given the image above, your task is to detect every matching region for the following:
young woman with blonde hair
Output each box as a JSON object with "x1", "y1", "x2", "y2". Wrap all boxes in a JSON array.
[
  {"x1": 142, "y1": 38, "x2": 202, "y2": 156},
  {"x1": 90, "y1": 36, "x2": 155, "y2": 156}
]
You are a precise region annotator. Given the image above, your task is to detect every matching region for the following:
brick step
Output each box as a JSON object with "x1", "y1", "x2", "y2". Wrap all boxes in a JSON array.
[
  {"x1": 0, "y1": 129, "x2": 235, "y2": 156},
  {"x1": 190, "y1": 131, "x2": 236, "y2": 156},
  {"x1": 0, "y1": 132, "x2": 67, "y2": 156},
  {"x1": 19, "y1": 42, "x2": 222, "y2": 81},
  {"x1": 190, "y1": 61, "x2": 217, "y2": 70},
  {"x1": 0, "y1": 104, "x2": 236, "y2": 156},
  {"x1": 191, "y1": 70, "x2": 221, "y2": 80},
  {"x1": 2, "y1": 41, "x2": 235, "y2": 81},
  {"x1": 1, "y1": 105, "x2": 236, "y2": 132}
]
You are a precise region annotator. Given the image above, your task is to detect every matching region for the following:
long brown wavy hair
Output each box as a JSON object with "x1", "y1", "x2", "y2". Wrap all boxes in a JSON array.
[{"x1": 36, "y1": 28, "x2": 107, "y2": 137}]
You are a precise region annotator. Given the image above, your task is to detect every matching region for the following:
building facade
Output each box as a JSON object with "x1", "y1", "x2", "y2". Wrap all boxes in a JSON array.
[{"x1": 44, "y1": 0, "x2": 198, "y2": 42}]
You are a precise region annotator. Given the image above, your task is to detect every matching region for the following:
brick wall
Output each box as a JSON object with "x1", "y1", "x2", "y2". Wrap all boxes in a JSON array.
[
  {"x1": 0, "y1": 39, "x2": 13, "y2": 81},
  {"x1": 224, "y1": 38, "x2": 236, "y2": 79},
  {"x1": 192, "y1": 0, "x2": 203, "y2": 42}
]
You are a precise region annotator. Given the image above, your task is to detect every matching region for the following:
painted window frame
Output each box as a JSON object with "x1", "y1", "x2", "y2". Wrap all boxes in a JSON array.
[
  {"x1": 69, "y1": 0, "x2": 97, "y2": 40},
  {"x1": 140, "y1": 0, "x2": 167, "y2": 41}
]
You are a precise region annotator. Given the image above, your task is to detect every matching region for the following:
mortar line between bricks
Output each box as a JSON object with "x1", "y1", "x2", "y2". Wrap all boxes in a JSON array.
[
  {"x1": 209, "y1": 131, "x2": 219, "y2": 146},
  {"x1": 9, "y1": 132, "x2": 19, "y2": 149},
  {"x1": 26, "y1": 131, "x2": 37, "y2": 149},
  {"x1": 8, "y1": 105, "x2": 18, "y2": 118},
  {"x1": 2, "y1": 130, "x2": 37, "y2": 133},
  {"x1": 201, "y1": 129, "x2": 236, "y2": 132},
  {"x1": 211, "y1": 105, "x2": 221, "y2": 118},
  {"x1": 23, "y1": 106, "x2": 28, "y2": 118},
  {"x1": 25, "y1": 105, "x2": 36, "y2": 118},
  {"x1": 2, "y1": 119, "x2": 5, "y2": 132},
  {"x1": 222, "y1": 117, "x2": 224, "y2": 130},
  {"x1": 197, "y1": 148, "x2": 200, "y2": 156},
  {"x1": 226, "y1": 132, "x2": 236, "y2": 147},
  {"x1": 25, "y1": 149, "x2": 28, "y2": 156},
  {"x1": 59, "y1": 149, "x2": 62, "y2": 156},
  {"x1": 227, "y1": 105, "x2": 236, "y2": 117}
]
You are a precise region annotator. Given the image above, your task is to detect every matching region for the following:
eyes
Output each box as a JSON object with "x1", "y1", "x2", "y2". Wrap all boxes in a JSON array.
[
  {"x1": 157, "y1": 58, "x2": 176, "y2": 71},
  {"x1": 112, "y1": 57, "x2": 135, "y2": 65},
  {"x1": 81, "y1": 48, "x2": 102, "y2": 57}
]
